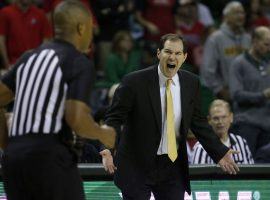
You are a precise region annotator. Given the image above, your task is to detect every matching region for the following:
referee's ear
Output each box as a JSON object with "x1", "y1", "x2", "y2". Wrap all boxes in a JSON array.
[{"x1": 77, "y1": 23, "x2": 85, "y2": 36}]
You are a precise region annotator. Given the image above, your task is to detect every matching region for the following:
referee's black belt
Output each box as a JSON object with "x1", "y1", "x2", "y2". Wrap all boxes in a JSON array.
[{"x1": 8, "y1": 133, "x2": 60, "y2": 145}]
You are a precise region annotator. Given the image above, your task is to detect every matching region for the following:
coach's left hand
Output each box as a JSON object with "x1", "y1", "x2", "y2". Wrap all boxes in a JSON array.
[{"x1": 218, "y1": 149, "x2": 240, "y2": 175}]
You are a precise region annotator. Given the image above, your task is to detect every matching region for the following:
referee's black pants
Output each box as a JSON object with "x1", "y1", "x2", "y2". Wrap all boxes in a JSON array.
[{"x1": 1, "y1": 134, "x2": 85, "y2": 200}]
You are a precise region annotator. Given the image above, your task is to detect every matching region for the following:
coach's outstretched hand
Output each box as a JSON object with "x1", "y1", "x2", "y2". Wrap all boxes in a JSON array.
[
  {"x1": 218, "y1": 149, "x2": 240, "y2": 174},
  {"x1": 100, "y1": 149, "x2": 117, "y2": 174}
]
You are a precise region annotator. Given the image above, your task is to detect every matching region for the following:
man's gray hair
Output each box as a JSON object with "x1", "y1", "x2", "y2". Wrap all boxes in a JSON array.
[{"x1": 223, "y1": 1, "x2": 243, "y2": 16}]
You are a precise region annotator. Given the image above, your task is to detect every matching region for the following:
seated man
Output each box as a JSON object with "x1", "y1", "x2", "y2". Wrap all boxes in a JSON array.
[{"x1": 192, "y1": 99, "x2": 254, "y2": 164}]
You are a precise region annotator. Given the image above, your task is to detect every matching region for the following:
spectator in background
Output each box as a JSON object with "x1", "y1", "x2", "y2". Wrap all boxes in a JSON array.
[
  {"x1": 177, "y1": 0, "x2": 215, "y2": 36},
  {"x1": 249, "y1": 0, "x2": 270, "y2": 29},
  {"x1": 192, "y1": 99, "x2": 254, "y2": 164},
  {"x1": 96, "y1": 30, "x2": 141, "y2": 88},
  {"x1": 0, "y1": 0, "x2": 52, "y2": 69},
  {"x1": 135, "y1": 0, "x2": 176, "y2": 42},
  {"x1": 196, "y1": 0, "x2": 215, "y2": 33},
  {"x1": 140, "y1": 40, "x2": 158, "y2": 69},
  {"x1": 260, "y1": 0, "x2": 270, "y2": 20},
  {"x1": 174, "y1": 0, "x2": 206, "y2": 74},
  {"x1": 199, "y1": 0, "x2": 228, "y2": 22},
  {"x1": 229, "y1": 26, "x2": 270, "y2": 159},
  {"x1": 92, "y1": 0, "x2": 134, "y2": 71},
  {"x1": 201, "y1": 1, "x2": 251, "y2": 101}
]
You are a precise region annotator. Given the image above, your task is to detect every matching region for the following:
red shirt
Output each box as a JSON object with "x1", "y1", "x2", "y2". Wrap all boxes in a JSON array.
[
  {"x1": 0, "y1": 4, "x2": 52, "y2": 65},
  {"x1": 176, "y1": 21, "x2": 205, "y2": 66},
  {"x1": 177, "y1": 21, "x2": 205, "y2": 48},
  {"x1": 250, "y1": 16, "x2": 270, "y2": 29},
  {"x1": 142, "y1": 0, "x2": 176, "y2": 42}
]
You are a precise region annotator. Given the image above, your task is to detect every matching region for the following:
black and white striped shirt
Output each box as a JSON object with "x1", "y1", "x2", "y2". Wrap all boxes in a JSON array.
[
  {"x1": 1, "y1": 40, "x2": 95, "y2": 137},
  {"x1": 192, "y1": 133, "x2": 254, "y2": 164}
]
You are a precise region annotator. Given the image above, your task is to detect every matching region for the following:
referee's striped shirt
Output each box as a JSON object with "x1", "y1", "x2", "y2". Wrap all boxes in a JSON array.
[
  {"x1": 1, "y1": 40, "x2": 95, "y2": 137},
  {"x1": 192, "y1": 133, "x2": 254, "y2": 164}
]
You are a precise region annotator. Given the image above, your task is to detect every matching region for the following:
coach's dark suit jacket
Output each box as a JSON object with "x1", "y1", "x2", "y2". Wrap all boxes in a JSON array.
[{"x1": 105, "y1": 65, "x2": 229, "y2": 194}]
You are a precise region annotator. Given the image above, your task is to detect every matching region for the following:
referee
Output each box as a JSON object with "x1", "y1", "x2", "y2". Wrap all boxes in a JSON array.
[{"x1": 0, "y1": 1, "x2": 116, "y2": 200}]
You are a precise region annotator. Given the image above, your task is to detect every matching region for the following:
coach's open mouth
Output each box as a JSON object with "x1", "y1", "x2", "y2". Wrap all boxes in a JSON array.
[{"x1": 167, "y1": 64, "x2": 176, "y2": 69}]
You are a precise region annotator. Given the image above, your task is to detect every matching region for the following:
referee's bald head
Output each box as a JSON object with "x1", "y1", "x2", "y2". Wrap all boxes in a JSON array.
[{"x1": 53, "y1": 0, "x2": 93, "y2": 52}]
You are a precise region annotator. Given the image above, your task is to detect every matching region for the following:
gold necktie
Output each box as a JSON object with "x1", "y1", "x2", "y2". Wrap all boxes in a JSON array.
[{"x1": 166, "y1": 79, "x2": 178, "y2": 162}]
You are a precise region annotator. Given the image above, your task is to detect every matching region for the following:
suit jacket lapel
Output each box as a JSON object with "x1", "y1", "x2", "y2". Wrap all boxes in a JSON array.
[{"x1": 147, "y1": 66, "x2": 162, "y2": 135}]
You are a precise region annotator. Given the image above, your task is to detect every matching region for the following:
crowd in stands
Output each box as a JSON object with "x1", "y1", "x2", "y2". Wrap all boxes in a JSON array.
[{"x1": 0, "y1": 0, "x2": 269, "y2": 164}]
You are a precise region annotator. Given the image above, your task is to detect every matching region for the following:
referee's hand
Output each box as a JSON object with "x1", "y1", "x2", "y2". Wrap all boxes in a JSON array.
[
  {"x1": 218, "y1": 149, "x2": 240, "y2": 175},
  {"x1": 100, "y1": 124, "x2": 116, "y2": 149}
]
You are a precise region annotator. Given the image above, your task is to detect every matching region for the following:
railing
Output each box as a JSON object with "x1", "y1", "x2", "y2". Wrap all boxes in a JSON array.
[
  {"x1": 77, "y1": 163, "x2": 270, "y2": 180},
  {"x1": 1, "y1": 163, "x2": 269, "y2": 180}
]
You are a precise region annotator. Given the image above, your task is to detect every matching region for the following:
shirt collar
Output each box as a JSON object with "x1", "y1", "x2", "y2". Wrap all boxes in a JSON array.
[
  {"x1": 158, "y1": 65, "x2": 179, "y2": 87},
  {"x1": 229, "y1": 133, "x2": 236, "y2": 146},
  {"x1": 245, "y1": 51, "x2": 269, "y2": 67}
]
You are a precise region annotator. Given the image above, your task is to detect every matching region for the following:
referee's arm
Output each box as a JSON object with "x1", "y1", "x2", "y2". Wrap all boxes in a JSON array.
[
  {"x1": 0, "y1": 82, "x2": 14, "y2": 149},
  {"x1": 65, "y1": 99, "x2": 116, "y2": 149}
]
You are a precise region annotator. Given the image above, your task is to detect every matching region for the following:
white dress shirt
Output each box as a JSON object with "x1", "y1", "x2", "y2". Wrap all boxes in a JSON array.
[{"x1": 157, "y1": 65, "x2": 182, "y2": 155}]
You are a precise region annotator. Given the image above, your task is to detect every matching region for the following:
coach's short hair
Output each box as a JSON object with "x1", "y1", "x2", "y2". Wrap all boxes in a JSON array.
[{"x1": 158, "y1": 33, "x2": 187, "y2": 53}]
